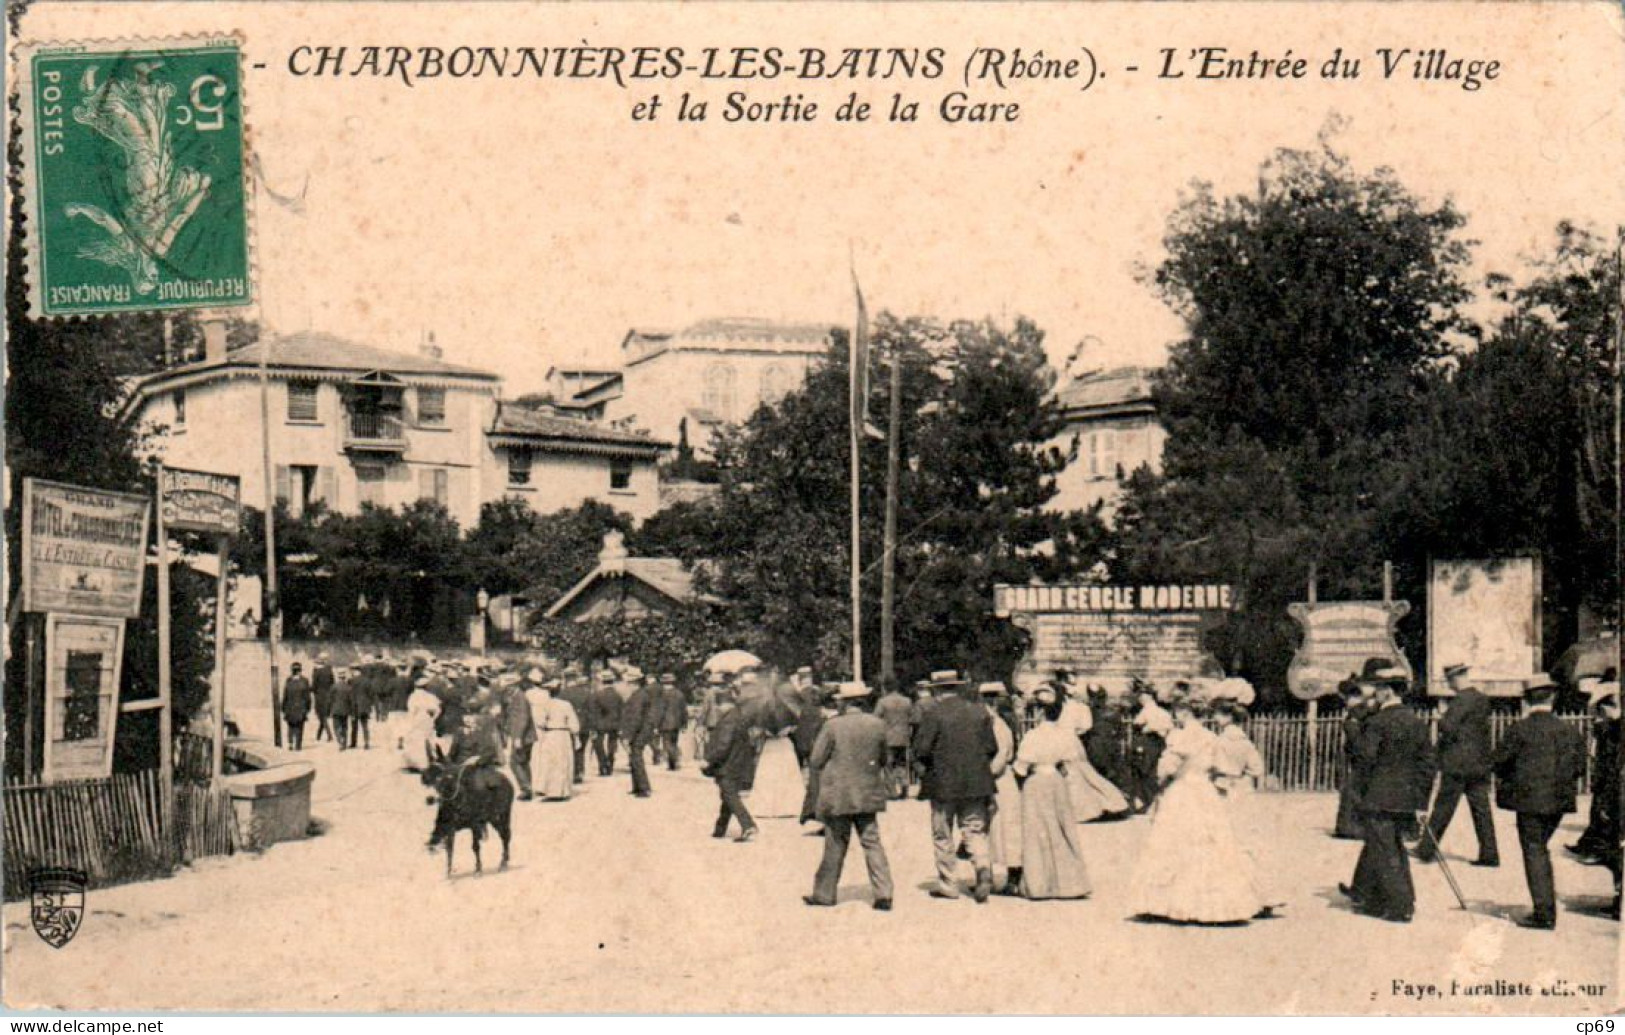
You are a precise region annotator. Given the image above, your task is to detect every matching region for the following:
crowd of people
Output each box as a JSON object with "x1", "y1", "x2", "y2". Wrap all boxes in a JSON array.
[{"x1": 276, "y1": 650, "x2": 1615, "y2": 931}]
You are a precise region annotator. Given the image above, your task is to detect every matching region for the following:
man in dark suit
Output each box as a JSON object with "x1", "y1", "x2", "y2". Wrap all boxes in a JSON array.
[
  {"x1": 282, "y1": 664, "x2": 313, "y2": 750},
  {"x1": 704, "y1": 685, "x2": 759, "y2": 842},
  {"x1": 912, "y1": 670, "x2": 999, "y2": 903},
  {"x1": 1418, "y1": 663, "x2": 1499, "y2": 867},
  {"x1": 804, "y1": 681, "x2": 894, "y2": 910},
  {"x1": 587, "y1": 669, "x2": 623, "y2": 776},
  {"x1": 655, "y1": 674, "x2": 688, "y2": 771},
  {"x1": 311, "y1": 652, "x2": 336, "y2": 743},
  {"x1": 1342, "y1": 663, "x2": 1435, "y2": 922},
  {"x1": 1334, "y1": 678, "x2": 1370, "y2": 839},
  {"x1": 619, "y1": 669, "x2": 657, "y2": 797},
  {"x1": 1494, "y1": 679, "x2": 1587, "y2": 929},
  {"x1": 559, "y1": 673, "x2": 593, "y2": 783},
  {"x1": 500, "y1": 671, "x2": 538, "y2": 801}
]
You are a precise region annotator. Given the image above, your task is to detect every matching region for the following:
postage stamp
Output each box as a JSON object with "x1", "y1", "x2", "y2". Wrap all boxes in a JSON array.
[{"x1": 15, "y1": 35, "x2": 252, "y2": 318}]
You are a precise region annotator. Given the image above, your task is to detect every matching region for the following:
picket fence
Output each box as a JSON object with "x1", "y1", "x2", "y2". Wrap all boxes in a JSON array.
[
  {"x1": 3, "y1": 734, "x2": 238, "y2": 901},
  {"x1": 1034, "y1": 710, "x2": 1595, "y2": 795}
]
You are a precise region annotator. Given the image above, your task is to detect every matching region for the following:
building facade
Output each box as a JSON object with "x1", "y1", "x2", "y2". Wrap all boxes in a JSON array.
[
  {"x1": 1047, "y1": 366, "x2": 1167, "y2": 519},
  {"x1": 126, "y1": 327, "x2": 670, "y2": 528},
  {"x1": 585, "y1": 317, "x2": 833, "y2": 453}
]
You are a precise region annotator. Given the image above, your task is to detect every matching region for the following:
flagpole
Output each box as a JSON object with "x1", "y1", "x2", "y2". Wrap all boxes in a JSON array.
[
  {"x1": 850, "y1": 294, "x2": 865, "y2": 684},
  {"x1": 879, "y1": 338, "x2": 901, "y2": 687}
]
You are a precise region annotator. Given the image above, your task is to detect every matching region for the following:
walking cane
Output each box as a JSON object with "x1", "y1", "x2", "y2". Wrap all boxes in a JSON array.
[{"x1": 1419, "y1": 820, "x2": 1470, "y2": 911}]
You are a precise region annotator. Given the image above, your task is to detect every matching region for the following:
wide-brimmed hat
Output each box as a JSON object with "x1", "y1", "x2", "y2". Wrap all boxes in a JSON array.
[
  {"x1": 1442, "y1": 662, "x2": 1470, "y2": 679},
  {"x1": 495, "y1": 671, "x2": 521, "y2": 688},
  {"x1": 596, "y1": 669, "x2": 617, "y2": 683},
  {"x1": 978, "y1": 681, "x2": 1008, "y2": 697},
  {"x1": 1523, "y1": 676, "x2": 1559, "y2": 697},
  {"x1": 1358, "y1": 657, "x2": 1408, "y2": 685},
  {"x1": 834, "y1": 681, "x2": 871, "y2": 700},
  {"x1": 927, "y1": 669, "x2": 966, "y2": 688}
]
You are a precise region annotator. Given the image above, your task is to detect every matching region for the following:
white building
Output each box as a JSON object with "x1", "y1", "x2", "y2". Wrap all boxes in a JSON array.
[
  {"x1": 1047, "y1": 366, "x2": 1166, "y2": 519},
  {"x1": 125, "y1": 326, "x2": 670, "y2": 528},
  {"x1": 556, "y1": 317, "x2": 833, "y2": 453}
]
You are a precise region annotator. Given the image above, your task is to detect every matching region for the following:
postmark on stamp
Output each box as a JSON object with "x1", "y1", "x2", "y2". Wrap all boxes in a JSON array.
[{"x1": 16, "y1": 35, "x2": 252, "y2": 318}]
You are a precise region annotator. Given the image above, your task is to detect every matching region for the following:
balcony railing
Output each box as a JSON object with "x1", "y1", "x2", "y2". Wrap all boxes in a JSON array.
[{"x1": 344, "y1": 411, "x2": 407, "y2": 452}]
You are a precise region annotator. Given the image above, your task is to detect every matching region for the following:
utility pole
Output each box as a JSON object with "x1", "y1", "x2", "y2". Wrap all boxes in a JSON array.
[
  {"x1": 879, "y1": 341, "x2": 902, "y2": 687},
  {"x1": 258, "y1": 334, "x2": 283, "y2": 747}
]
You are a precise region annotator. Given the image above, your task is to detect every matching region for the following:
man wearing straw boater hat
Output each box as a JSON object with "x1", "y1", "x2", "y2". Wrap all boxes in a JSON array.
[
  {"x1": 1416, "y1": 662, "x2": 1498, "y2": 868},
  {"x1": 1339, "y1": 659, "x2": 1434, "y2": 923},
  {"x1": 913, "y1": 669, "x2": 999, "y2": 903},
  {"x1": 803, "y1": 681, "x2": 894, "y2": 910}
]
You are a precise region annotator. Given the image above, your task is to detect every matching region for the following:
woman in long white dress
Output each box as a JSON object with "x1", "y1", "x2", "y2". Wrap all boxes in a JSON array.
[
  {"x1": 1060, "y1": 691, "x2": 1131, "y2": 822},
  {"x1": 400, "y1": 676, "x2": 442, "y2": 771},
  {"x1": 529, "y1": 680, "x2": 579, "y2": 801},
  {"x1": 1126, "y1": 698, "x2": 1269, "y2": 924},
  {"x1": 749, "y1": 727, "x2": 805, "y2": 818},
  {"x1": 1012, "y1": 688, "x2": 1092, "y2": 900},
  {"x1": 1211, "y1": 701, "x2": 1282, "y2": 913}
]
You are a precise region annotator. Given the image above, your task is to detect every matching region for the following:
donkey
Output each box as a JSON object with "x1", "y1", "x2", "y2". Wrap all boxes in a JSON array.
[{"x1": 421, "y1": 745, "x2": 513, "y2": 877}]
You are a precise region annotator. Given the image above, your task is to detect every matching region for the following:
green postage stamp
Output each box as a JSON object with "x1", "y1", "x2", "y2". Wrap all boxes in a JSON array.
[{"x1": 17, "y1": 35, "x2": 252, "y2": 317}]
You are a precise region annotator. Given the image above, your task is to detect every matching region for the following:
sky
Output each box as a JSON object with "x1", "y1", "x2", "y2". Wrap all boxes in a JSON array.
[{"x1": 18, "y1": 2, "x2": 1625, "y2": 395}]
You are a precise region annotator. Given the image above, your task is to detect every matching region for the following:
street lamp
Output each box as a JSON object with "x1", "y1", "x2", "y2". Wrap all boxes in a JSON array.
[{"x1": 476, "y1": 587, "x2": 490, "y2": 657}]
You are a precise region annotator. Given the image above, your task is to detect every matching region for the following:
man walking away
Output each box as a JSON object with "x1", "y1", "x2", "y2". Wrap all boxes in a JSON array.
[
  {"x1": 620, "y1": 669, "x2": 657, "y2": 797},
  {"x1": 588, "y1": 669, "x2": 623, "y2": 776},
  {"x1": 874, "y1": 679, "x2": 913, "y2": 800},
  {"x1": 503, "y1": 671, "x2": 538, "y2": 801},
  {"x1": 560, "y1": 673, "x2": 593, "y2": 783},
  {"x1": 704, "y1": 683, "x2": 759, "y2": 842},
  {"x1": 804, "y1": 682, "x2": 894, "y2": 910},
  {"x1": 311, "y1": 652, "x2": 336, "y2": 743},
  {"x1": 656, "y1": 674, "x2": 688, "y2": 771},
  {"x1": 1417, "y1": 663, "x2": 1499, "y2": 867},
  {"x1": 913, "y1": 670, "x2": 998, "y2": 902},
  {"x1": 1341, "y1": 662, "x2": 1435, "y2": 923},
  {"x1": 1494, "y1": 679, "x2": 1587, "y2": 929},
  {"x1": 282, "y1": 663, "x2": 312, "y2": 750}
]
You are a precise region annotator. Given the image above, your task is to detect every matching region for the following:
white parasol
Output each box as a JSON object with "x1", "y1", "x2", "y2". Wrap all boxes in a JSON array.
[{"x1": 703, "y1": 649, "x2": 763, "y2": 675}]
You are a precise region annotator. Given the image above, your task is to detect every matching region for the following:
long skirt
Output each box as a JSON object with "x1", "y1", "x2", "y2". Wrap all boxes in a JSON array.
[
  {"x1": 400, "y1": 715, "x2": 437, "y2": 771},
  {"x1": 989, "y1": 769, "x2": 1024, "y2": 879},
  {"x1": 1066, "y1": 746, "x2": 1130, "y2": 822},
  {"x1": 1126, "y1": 772, "x2": 1267, "y2": 923},
  {"x1": 1018, "y1": 767, "x2": 1092, "y2": 900},
  {"x1": 1221, "y1": 780, "x2": 1282, "y2": 908},
  {"x1": 533, "y1": 730, "x2": 575, "y2": 800},
  {"x1": 749, "y1": 736, "x2": 804, "y2": 818}
]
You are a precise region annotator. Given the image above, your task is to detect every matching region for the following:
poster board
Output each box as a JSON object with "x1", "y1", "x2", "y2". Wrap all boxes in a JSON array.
[
  {"x1": 159, "y1": 467, "x2": 242, "y2": 536},
  {"x1": 994, "y1": 583, "x2": 1231, "y2": 692},
  {"x1": 42, "y1": 613, "x2": 126, "y2": 782},
  {"x1": 1286, "y1": 600, "x2": 1411, "y2": 701},
  {"x1": 21, "y1": 478, "x2": 151, "y2": 619},
  {"x1": 1426, "y1": 557, "x2": 1543, "y2": 697}
]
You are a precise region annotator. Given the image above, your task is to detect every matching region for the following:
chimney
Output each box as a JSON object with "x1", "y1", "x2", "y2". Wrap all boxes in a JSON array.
[
  {"x1": 202, "y1": 317, "x2": 228, "y2": 362},
  {"x1": 420, "y1": 330, "x2": 443, "y2": 359},
  {"x1": 599, "y1": 530, "x2": 628, "y2": 572}
]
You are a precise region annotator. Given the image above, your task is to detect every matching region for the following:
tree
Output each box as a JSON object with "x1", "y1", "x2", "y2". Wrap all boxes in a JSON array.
[
  {"x1": 465, "y1": 499, "x2": 635, "y2": 606},
  {"x1": 635, "y1": 314, "x2": 1111, "y2": 683},
  {"x1": 529, "y1": 607, "x2": 730, "y2": 680},
  {"x1": 1113, "y1": 135, "x2": 1478, "y2": 699}
]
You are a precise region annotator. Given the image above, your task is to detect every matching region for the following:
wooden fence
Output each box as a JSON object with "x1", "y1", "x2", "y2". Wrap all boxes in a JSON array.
[
  {"x1": 3, "y1": 736, "x2": 238, "y2": 901},
  {"x1": 1016, "y1": 710, "x2": 1596, "y2": 795}
]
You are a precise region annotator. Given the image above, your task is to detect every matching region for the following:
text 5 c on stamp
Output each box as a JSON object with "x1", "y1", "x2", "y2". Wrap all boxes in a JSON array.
[{"x1": 17, "y1": 35, "x2": 253, "y2": 318}]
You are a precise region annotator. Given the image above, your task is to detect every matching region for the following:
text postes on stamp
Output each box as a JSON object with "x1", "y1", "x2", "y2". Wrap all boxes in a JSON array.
[{"x1": 17, "y1": 36, "x2": 252, "y2": 318}]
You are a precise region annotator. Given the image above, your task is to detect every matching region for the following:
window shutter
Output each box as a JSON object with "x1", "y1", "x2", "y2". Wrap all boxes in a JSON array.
[
  {"x1": 419, "y1": 467, "x2": 434, "y2": 500},
  {"x1": 274, "y1": 464, "x2": 291, "y2": 505},
  {"x1": 317, "y1": 466, "x2": 337, "y2": 505}
]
